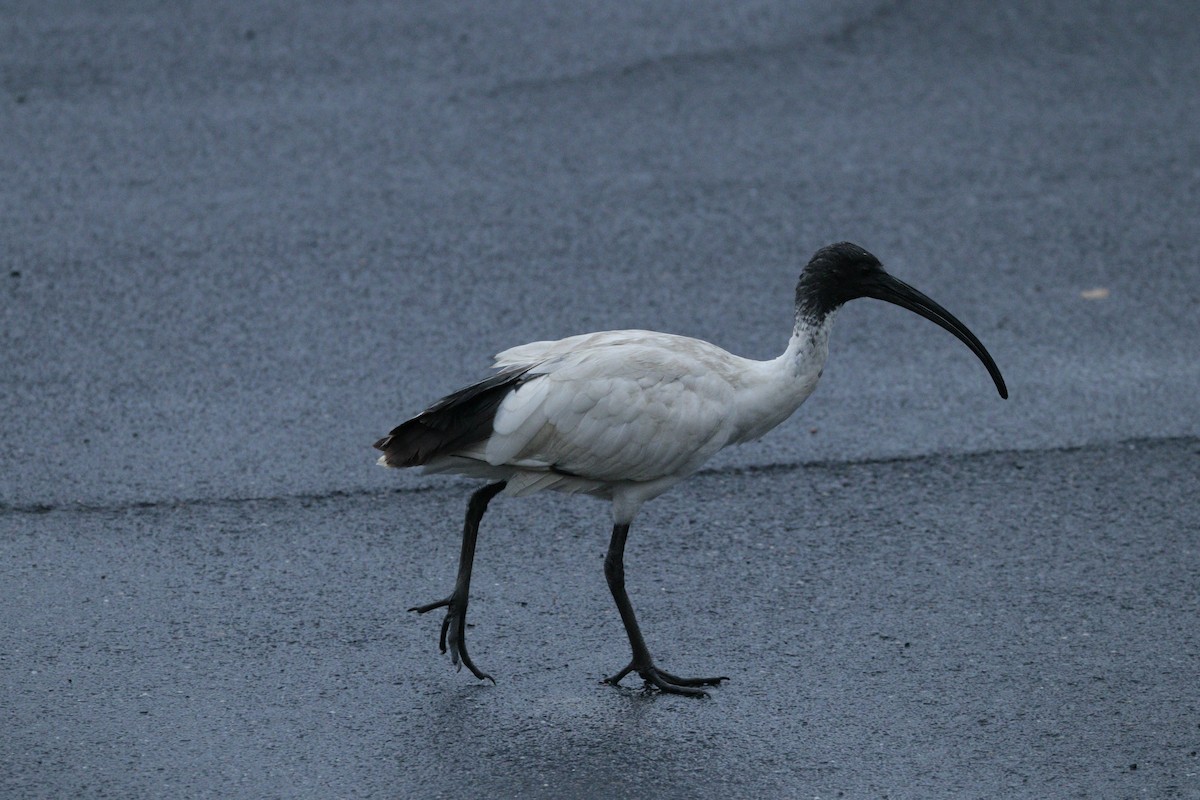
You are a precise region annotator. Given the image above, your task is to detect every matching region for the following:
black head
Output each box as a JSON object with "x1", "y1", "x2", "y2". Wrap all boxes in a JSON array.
[
  {"x1": 795, "y1": 242, "x2": 1008, "y2": 399},
  {"x1": 795, "y1": 242, "x2": 887, "y2": 321}
]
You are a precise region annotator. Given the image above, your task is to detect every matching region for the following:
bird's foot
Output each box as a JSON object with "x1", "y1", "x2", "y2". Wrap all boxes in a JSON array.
[
  {"x1": 408, "y1": 595, "x2": 495, "y2": 684},
  {"x1": 604, "y1": 659, "x2": 729, "y2": 697}
]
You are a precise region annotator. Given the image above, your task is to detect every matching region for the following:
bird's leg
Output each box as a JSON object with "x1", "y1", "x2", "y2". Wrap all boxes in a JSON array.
[
  {"x1": 602, "y1": 522, "x2": 729, "y2": 697},
  {"x1": 409, "y1": 480, "x2": 506, "y2": 683}
]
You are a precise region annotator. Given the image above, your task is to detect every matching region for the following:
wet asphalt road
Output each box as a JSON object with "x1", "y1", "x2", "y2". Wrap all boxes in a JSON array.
[{"x1": 3, "y1": 1, "x2": 1199, "y2": 798}]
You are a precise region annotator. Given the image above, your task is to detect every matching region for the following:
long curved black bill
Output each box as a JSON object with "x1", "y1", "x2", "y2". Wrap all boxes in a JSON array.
[{"x1": 865, "y1": 273, "x2": 1008, "y2": 399}]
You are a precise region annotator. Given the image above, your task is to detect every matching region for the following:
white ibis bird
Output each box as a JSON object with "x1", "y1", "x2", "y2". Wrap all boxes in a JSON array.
[{"x1": 376, "y1": 242, "x2": 1007, "y2": 696}]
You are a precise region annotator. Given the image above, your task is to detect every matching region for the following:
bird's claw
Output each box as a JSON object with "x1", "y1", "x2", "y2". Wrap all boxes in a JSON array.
[
  {"x1": 604, "y1": 660, "x2": 728, "y2": 697},
  {"x1": 409, "y1": 596, "x2": 495, "y2": 684}
]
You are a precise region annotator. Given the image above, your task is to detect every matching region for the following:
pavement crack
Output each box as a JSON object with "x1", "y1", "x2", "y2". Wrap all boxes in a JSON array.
[{"x1": 3, "y1": 434, "x2": 1194, "y2": 519}]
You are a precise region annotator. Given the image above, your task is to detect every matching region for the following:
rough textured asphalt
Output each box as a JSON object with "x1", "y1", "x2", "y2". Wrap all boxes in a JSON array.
[{"x1": 2, "y1": 1, "x2": 1199, "y2": 798}]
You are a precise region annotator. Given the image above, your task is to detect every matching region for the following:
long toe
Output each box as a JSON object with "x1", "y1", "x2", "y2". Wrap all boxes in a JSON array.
[
  {"x1": 443, "y1": 608, "x2": 494, "y2": 684},
  {"x1": 604, "y1": 661, "x2": 723, "y2": 697},
  {"x1": 408, "y1": 596, "x2": 452, "y2": 614},
  {"x1": 654, "y1": 668, "x2": 729, "y2": 687},
  {"x1": 603, "y1": 661, "x2": 637, "y2": 687},
  {"x1": 640, "y1": 667, "x2": 712, "y2": 697},
  {"x1": 455, "y1": 644, "x2": 495, "y2": 684}
]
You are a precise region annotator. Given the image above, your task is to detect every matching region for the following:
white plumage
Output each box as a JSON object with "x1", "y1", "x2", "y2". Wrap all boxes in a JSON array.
[
  {"x1": 410, "y1": 324, "x2": 829, "y2": 517},
  {"x1": 376, "y1": 242, "x2": 1007, "y2": 695}
]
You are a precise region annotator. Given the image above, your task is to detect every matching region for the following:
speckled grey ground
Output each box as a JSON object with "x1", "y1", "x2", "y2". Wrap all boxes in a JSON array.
[{"x1": 3, "y1": 1, "x2": 1199, "y2": 798}]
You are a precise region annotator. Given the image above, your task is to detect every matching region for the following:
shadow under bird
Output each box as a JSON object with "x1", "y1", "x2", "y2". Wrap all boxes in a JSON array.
[{"x1": 375, "y1": 242, "x2": 1008, "y2": 696}]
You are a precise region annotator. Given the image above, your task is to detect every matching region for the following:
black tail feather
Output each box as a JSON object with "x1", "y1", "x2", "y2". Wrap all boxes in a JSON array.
[{"x1": 374, "y1": 366, "x2": 535, "y2": 468}]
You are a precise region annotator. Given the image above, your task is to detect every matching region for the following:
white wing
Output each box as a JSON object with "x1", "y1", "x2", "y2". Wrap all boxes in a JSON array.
[{"x1": 484, "y1": 333, "x2": 743, "y2": 483}]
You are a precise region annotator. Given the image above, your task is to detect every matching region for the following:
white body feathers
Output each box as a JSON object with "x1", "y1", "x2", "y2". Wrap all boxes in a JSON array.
[{"x1": 408, "y1": 319, "x2": 835, "y2": 524}]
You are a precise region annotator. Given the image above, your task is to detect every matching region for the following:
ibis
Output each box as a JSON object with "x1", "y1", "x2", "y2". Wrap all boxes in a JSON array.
[{"x1": 375, "y1": 242, "x2": 1007, "y2": 695}]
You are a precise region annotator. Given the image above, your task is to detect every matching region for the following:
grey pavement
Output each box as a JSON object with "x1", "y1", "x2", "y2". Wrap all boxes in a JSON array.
[{"x1": 3, "y1": 1, "x2": 1199, "y2": 798}]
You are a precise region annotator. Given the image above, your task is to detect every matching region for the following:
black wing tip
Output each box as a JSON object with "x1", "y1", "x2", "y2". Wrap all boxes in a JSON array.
[
  {"x1": 372, "y1": 422, "x2": 430, "y2": 468},
  {"x1": 373, "y1": 366, "x2": 536, "y2": 470}
]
